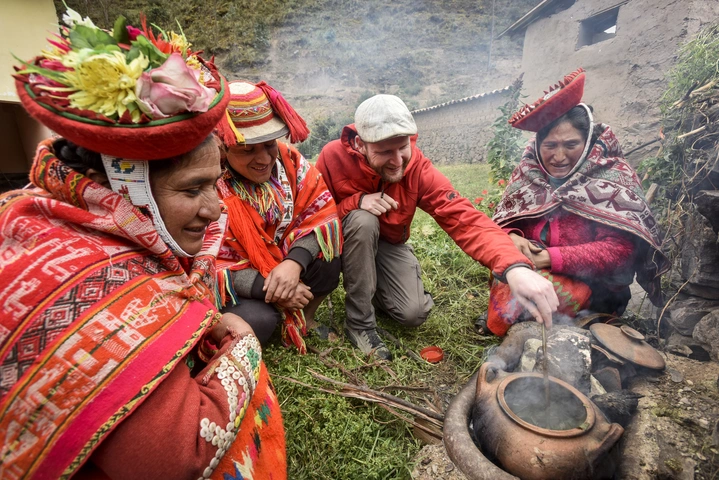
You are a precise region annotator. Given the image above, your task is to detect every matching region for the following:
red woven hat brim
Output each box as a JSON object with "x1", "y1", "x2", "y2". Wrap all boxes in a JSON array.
[
  {"x1": 16, "y1": 77, "x2": 230, "y2": 160},
  {"x1": 510, "y1": 70, "x2": 585, "y2": 132}
]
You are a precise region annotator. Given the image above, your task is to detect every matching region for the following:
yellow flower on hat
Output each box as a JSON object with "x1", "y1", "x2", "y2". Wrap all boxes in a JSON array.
[
  {"x1": 169, "y1": 31, "x2": 191, "y2": 56},
  {"x1": 62, "y1": 50, "x2": 149, "y2": 121}
]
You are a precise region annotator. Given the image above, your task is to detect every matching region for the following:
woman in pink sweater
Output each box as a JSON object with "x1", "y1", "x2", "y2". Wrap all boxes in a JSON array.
[{"x1": 488, "y1": 69, "x2": 668, "y2": 336}]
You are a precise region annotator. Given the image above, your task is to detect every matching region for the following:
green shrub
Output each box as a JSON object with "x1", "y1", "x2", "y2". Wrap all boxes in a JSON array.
[{"x1": 485, "y1": 76, "x2": 524, "y2": 183}]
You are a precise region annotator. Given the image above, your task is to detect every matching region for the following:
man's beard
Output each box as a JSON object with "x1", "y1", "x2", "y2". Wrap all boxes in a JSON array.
[{"x1": 372, "y1": 160, "x2": 408, "y2": 183}]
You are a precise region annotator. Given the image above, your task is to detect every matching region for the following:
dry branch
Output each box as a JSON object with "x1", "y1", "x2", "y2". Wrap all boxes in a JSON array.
[
  {"x1": 677, "y1": 125, "x2": 707, "y2": 140},
  {"x1": 307, "y1": 369, "x2": 445, "y2": 424}
]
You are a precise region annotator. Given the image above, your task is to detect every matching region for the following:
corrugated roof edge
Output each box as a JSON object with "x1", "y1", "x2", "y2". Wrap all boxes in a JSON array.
[
  {"x1": 497, "y1": 0, "x2": 571, "y2": 39},
  {"x1": 411, "y1": 85, "x2": 512, "y2": 115}
]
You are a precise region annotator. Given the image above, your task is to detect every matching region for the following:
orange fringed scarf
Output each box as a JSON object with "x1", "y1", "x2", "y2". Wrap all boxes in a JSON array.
[{"x1": 217, "y1": 143, "x2": 342, "y2": 353}]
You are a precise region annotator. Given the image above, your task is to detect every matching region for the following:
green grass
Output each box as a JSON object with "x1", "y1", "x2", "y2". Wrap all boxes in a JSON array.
[{"x1": 263, "y1": 163, "x2": 500, "y2": 479}]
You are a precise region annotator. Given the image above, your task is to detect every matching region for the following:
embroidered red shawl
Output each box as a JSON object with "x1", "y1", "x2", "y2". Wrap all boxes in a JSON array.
[
  {"x1": 493, "y1": 124, "x2": 669, "y2": 306},
  {"x1": 217, "y1": 143, "x2": 342, "y2": 354},
  {"x1": 0, "y1": 141, "x2": 229, "y2": 479}
]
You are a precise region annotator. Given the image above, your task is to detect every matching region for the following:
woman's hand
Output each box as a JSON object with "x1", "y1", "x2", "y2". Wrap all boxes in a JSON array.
[
  {"x1": 209, "y1": 312, "x2": 255, "y2": 344},
  {"x1": 530, "y1": 250, "x2": 551, "y2": 269},
  {"x1": 276, "y1": 283, "x2": 314, "y2": 311},
  {"x1": 264, "y1": 260, "x2": 303, "y2": 303},
  {"x1": 509, "y1": 233, "x2": 544, "y2": 262},
  {"x1": 360, "y1": 192, "x2": 399, "y2": 216}
]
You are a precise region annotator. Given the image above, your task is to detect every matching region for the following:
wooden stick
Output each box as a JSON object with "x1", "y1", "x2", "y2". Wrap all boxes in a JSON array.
[
  {"x1": 308, "y1": 345, "x2": 366, "y2": 386},
  {"x1": 377, "y1": 403, "x2": 443, "y2": 440},
  {"x1": 677, "y1": 125, "x2": 706, "y2": 140},
  {"x1": 689, "y1": 79, "x2": 717, "y2": 97},
  {"x1": 311, "y1": 384, "x2": 444, "y2": 427},
  {"x1": 645, "y1": 183, "x2": 659, "y2": 205},
  {"x1": 308, "y1": 369, "x2": 445, "y2": 422}
]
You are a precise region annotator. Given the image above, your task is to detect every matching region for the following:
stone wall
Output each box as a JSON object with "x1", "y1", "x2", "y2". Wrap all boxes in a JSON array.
[
  {"x1": 412, "y1": 88, "x2": 512, "y2": 165},
  {"x1": 667, "y1": 184, "x2": 719, "y2": 362},
  {"x1": 519, "y1": 0, "x2": 719, "y2": 164}
]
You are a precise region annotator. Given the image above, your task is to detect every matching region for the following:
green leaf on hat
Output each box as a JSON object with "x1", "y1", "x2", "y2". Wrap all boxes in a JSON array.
[
  {"x1": 113, "y1": 15, "x2": 130, "y2": 45},
  {"x1": 128, "y1": 35, "x2": 168, "y2": 69},
  {"x1": 69, "y1": 24, "x2": 117, "y2": 50},
  {"x1": 12, "y1": 54, "x2": 67, "y2": 84}
]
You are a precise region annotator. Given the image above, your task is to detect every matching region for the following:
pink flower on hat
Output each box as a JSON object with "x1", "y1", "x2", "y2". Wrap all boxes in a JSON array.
[
  {"x1": 126, "y1": 25, "x2": 142, "y2": 41},
  {"x1": 135, "y1": 53, "x2": 216, "y2": 119}
]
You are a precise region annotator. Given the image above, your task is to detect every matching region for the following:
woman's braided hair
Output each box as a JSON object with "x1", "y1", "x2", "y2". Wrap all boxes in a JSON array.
[{"x1": 53, "y1": 139, "x2": 104, "y2": 175}]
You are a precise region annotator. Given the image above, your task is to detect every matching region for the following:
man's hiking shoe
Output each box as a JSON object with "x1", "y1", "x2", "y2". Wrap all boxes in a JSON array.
[
  {"x1": 306, "y1": 318, "x2": 339, "y2": 342},
  {"x1": 344, "y1": 326, "x2": 393, "y2": 361}
]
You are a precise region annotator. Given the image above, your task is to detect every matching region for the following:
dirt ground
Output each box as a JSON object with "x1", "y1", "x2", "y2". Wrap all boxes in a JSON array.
[{"x1": 411, "y1": 351, "x2": 719, "y2": 479}]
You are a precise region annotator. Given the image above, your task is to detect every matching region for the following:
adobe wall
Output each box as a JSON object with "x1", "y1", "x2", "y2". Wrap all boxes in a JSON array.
[
  {"x1": 520, "y1": 0, "x2": 719, "y2": 164},
  {"x1": 1, "y1": 0, "x2": 59, "y2": 102},
  {"x1": 412, "y1": 90, "x2": 511, "y2": 165}
]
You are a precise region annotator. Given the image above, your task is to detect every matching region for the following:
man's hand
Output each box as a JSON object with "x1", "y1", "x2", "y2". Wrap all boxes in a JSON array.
[
  {"x1": 509, "y1": 233, "x2": 543, "y2": 261},
  {"x1": 264, "y1": 260, "x2": 302, "y2": 303},
  {"x1": 209, "y1": 312, "x2": 255, "y2": 344},
  {"x1": 361, "y1": 192, "x2": 399, "y2": 216},
  {"x1": 504, "y1": 266, "x2": 559, "y2": 328},
  {"x1": 276, "y1": 283, "x2": 314, "y2": 310}
]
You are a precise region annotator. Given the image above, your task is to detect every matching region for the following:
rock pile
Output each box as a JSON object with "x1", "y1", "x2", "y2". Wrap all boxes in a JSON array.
[{"x1": 667, "y1": 159, "x2": 719, "y2": 361}]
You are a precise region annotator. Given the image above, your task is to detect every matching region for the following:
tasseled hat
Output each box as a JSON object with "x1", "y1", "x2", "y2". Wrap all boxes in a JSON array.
[
  {"x1": 509, "y1": 68, "x2": 586, "y2": 132},
  {"x1": 217, "y1": 81, "x2": 310, "y2": 146}
]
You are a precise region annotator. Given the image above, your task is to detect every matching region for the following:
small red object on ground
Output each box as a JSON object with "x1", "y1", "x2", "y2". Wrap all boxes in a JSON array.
[{"x1": 420, "y1": 346, "x2": 444, "y2": 363}]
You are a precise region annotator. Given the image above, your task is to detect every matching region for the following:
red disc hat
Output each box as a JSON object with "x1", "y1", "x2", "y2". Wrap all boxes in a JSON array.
[
  {"x1": 509, "y1": 68, "x2": 586, "y2": 132},
  {"x1": 15, "y1": 73, "x2": 229, "y2": 161}
]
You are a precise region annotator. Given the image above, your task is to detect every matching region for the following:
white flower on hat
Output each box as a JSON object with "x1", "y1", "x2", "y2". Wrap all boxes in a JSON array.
[{"x1": 62, "y1": 7, "x2": 96, "y2": 29}]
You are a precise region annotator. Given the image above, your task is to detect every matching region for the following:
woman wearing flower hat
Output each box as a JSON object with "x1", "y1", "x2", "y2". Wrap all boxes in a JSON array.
[
  {"x1": 215, "y1": 81, "x2": 342, "y2": 354},
  {"x1": 487, "y1": 68, "x2": 669, "y2": 336},
  {"x1": 1, "y1": 10, "x2": 285, "y2": 479}
]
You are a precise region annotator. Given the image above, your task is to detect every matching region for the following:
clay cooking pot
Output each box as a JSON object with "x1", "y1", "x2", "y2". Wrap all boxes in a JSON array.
[{"x1": 471, "y1": 362, "x2": 623, "y2": 479}]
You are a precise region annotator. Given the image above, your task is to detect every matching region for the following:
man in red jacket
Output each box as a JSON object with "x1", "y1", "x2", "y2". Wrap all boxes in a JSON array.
[{"x1": 316, "y1": 94, "x2": 558, "y2": 360}]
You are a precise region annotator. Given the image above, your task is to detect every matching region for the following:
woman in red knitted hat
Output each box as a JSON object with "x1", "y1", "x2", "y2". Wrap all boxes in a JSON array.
[
  {"x1": 1, "y1": 9, "x2": 286, "y2": 479},
  {"x1": 215, "y1": 81, "x2": 342, "y2": 354},
  {"x1": 486, "y1": 69, "x2": 669, "y2": 336}
]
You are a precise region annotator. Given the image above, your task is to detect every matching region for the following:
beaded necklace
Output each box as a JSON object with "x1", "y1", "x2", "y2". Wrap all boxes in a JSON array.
[{"x1": 227, "y1": 159, "x2": 294, "y2": 243}]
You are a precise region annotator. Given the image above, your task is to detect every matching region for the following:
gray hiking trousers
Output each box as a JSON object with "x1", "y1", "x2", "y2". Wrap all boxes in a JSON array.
[{"x1": 341, "y1": 209, "x2": 434, "y2": 330}]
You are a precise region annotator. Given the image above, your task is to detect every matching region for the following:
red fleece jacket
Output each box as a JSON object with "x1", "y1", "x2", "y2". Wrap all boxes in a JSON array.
[{"x1": 316, "y1": 125, "x2": 531, "y2": 277}]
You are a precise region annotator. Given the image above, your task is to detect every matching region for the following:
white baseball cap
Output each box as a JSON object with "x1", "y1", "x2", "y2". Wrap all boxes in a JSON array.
[{"x1": 354, "y1": 94, "x2": 417, "y2": 143}]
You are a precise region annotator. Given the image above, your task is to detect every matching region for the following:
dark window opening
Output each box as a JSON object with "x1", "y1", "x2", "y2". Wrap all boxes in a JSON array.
[{"x1": 577, "y1": 5, "x2": 620, "y2": 49}]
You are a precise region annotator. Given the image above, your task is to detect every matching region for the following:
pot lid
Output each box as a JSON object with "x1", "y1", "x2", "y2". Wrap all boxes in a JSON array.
[
  {"x1": 590, "y1": 324, "x2": 665, "y2": 370},
  {"x1": 590, "y1": 344, "x2": 625, "y2": 365},
  {"x1": 420, "y1": 346, "x2": 444, "y2": 363}
]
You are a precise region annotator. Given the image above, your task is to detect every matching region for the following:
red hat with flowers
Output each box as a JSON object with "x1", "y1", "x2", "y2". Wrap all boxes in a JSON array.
[
  {"x1": 216, "y1": 80, "x2": 309, "y2": 146},
  {"x1": 509, "y1": 68, "x2": 586, "y2": 132},
  {"x1": 13, "y1": 8, "x2": 229, "y2": 160}
]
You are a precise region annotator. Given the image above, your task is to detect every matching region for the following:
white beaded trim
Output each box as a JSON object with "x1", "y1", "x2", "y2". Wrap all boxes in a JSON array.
[{"x1": 197, "y1": 334, "x2": 261, "y2": 479}]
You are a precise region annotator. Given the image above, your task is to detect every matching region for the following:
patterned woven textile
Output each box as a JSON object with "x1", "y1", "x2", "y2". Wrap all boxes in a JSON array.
[
  {"x1": 217, "y1": 143, "x2": 342, "y2": 353},
  {"x1": 0, "y1": 141, "x2": 285, "y2": 479},
  {"x1": 487, "y1": 270, "x2": 593, "y2": 336},
  {"x1": 493, "y1": 124, "x2": 669, "y2": 306}
]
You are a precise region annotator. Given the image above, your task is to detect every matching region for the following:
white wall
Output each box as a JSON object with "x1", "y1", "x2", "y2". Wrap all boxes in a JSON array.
[
  {"x1": 518, "y1": 0, "x2": 719, "y2": 161},
  {"x1": 0, "y1": 0, "x2": 59, "y2": 102},
  {"x1": 0, "y1": 0, "x2": 58, "y2": 178}
]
